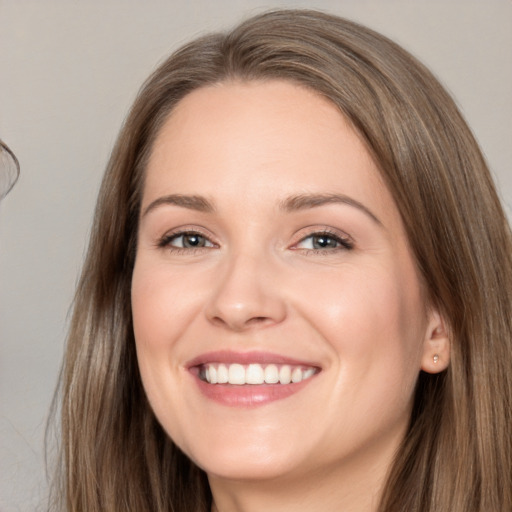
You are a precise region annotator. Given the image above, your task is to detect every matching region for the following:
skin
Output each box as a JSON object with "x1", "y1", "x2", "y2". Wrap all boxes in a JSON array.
[{"x1": 131, "y1": 80, "x2": 449, "y2": 512}]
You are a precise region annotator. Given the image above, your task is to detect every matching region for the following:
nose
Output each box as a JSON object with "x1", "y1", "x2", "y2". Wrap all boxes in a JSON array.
[{"x1": 205, "y1": 251, "x2": 287, "y2": 331}]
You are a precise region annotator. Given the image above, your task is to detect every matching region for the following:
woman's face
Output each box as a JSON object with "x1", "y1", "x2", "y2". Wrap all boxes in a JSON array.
[{"x1": 132, "y1": 80, "x2": 441, "y2": 485}]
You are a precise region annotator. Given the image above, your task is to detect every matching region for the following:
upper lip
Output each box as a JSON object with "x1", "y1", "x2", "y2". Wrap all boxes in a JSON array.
[{"x1": 185, "y1": 350, "x2": 321, "y2": 369}]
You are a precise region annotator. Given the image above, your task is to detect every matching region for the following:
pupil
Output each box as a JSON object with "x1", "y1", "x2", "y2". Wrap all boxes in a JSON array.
[
  {"x1": 184, "y1": 234, "x2": 204, "y2": 248},
  {"x1": 313, "y1": 236, "x2": 336, "y2": 249}
]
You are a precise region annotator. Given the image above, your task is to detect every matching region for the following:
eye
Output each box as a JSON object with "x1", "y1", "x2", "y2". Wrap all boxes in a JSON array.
[
  {"x1": 159, "y1": 231, "x2": 215, "y2": 250},
  {"x1": 295, "y1": 231, "x2": 353, "y2": 251}
]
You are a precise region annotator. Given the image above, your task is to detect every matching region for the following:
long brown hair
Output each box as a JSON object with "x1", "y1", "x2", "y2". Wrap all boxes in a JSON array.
[{"x1": 50, "y1": 9, "x2": 512, "y2": 511}]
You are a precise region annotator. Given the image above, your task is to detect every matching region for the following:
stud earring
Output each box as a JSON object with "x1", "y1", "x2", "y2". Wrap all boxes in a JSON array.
[{"x1": 433, "y1": 354, "x2": 439, "y2": 364}]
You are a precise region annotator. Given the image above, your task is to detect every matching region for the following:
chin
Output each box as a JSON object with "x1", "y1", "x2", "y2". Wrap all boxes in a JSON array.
[
  {"x1": 180, "y1": 427, "x2": 306, "y2": 481},
  {"x1": 197, "y1": 454, "x2": 300, "y2": 482}
]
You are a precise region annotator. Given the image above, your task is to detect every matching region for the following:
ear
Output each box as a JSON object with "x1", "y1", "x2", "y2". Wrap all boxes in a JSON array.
[{"x1": 420, "y1": 309, "x2": 450, "y2": 374}]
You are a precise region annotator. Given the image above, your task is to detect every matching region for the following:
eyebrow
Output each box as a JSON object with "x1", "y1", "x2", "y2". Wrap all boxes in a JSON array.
[
  {"x1": 280, "y1": 193, "x2": 382, "y2": 225},
  {"x1": 142, "y1": 194, "x2": 215, "y2": 217},
  {"x1": 142, "y1": 192, "x2": 381, "y2": 226}
]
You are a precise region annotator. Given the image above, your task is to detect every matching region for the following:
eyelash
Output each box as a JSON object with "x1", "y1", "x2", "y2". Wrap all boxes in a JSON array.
[
  {"x1": 157, "y1": 230, "x2": 216, "y2": 253},
  {"x1": 157, "y1": 229, "x2": 354, "y2": 254},
  {"x1": 294, "y1": 229, "x2": 354, "y2": 253}
]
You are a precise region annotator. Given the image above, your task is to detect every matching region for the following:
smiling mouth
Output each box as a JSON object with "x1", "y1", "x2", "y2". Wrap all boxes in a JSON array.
[{"x1": 198, "y1": 363, "x2": 319, "y2": 385}]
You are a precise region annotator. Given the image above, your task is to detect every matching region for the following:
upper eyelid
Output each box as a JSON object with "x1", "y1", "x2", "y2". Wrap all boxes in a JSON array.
[
  {"x1": 292, "y1": 226, "x2": 353, "y2": 243},
  {"x1": 294, "y1": 234, "x2": 353, "y2": 250},
  {"x1": 290, "y1": 227, "x2": 356, "y2": 253},
  {"x1": 157, "y1": 227, "x2": 218, "y2": 248},
  {"x1": 162, "y1": 226, "x2": 216, "y2": 239},
  {"x1": 298, "y1": 231, "x2": 350, "y2": 242}
]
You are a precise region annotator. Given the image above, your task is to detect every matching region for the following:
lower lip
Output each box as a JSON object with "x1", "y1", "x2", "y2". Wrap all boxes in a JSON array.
[{"x1": 193, "y1": 375, "x2": 316, "y2": 407}]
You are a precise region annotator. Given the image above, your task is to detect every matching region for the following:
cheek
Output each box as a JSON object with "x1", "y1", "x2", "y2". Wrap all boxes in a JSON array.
[
  {"x1": 131, "y1": 260, "x2": 193, "y2": 438},
  {"x1": 131, "y1": 260, "x2": 184, "y2": 401},
  {"x1": 131, "y1": 258, "x2": 203, "y2": 352},
  {"x1": 295, "y1": 259, "x2": 426, "y2": 382}
]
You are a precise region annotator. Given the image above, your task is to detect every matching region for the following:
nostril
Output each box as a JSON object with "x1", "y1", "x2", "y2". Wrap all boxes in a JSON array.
[
  {"x1": 210, "y1": 314, "x2": 274, "y2": 331},
  {"x1": 245, "y1": 316, "x2": 275, "y2": 327}
]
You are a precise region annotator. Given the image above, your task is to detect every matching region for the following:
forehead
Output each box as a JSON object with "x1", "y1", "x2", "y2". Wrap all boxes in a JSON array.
[{"x1": 143, "y1": 80, "x2": 393, "y2": 219}]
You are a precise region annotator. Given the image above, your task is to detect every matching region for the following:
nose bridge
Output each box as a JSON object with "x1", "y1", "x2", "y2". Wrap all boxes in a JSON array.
[{"x1": 205, "y1": 246, "x2": 286, "y2": 330}]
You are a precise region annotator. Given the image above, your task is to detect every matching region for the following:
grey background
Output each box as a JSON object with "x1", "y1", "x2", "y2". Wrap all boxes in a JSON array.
[{"x1": 1, "y1": 1, "x2": 511, "y2": 510}]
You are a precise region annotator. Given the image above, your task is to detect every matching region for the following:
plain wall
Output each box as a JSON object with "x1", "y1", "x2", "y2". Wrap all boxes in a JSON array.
[{"x1": 1, "y1": 1, "x2": 511, "y2": 510}]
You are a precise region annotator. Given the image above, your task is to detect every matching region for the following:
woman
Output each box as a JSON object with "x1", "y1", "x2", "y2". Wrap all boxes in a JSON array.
[{"x1": 51, "y1": 9, "x2": 512, "y2": 512}]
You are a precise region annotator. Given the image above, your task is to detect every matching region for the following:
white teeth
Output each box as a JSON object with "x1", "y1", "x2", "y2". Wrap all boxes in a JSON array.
[
  {"x1": 264, "y1": 364, "x2": 279, "y2": 384},
  {"x1": 217, "y1": 364, "x2": 228, "y2": 384},
  {"x1": 303, "y1": 368, "x2": 315, "y2": 380},
  {"x1": 291, "y1": 367, "x2": 303, "y2": 383},
  {"x1": 203, "y1": 363, "x2": 317, "y2": 385},
  {"x1": 228, "y1": 363, "x2": 245, "y2": 385},
  {"x1": 279, "y1": 365, "x2": 291, "y2": 384},
  {"x1": 246, "y1": 364, "x2": 264, "y2": 384}
]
